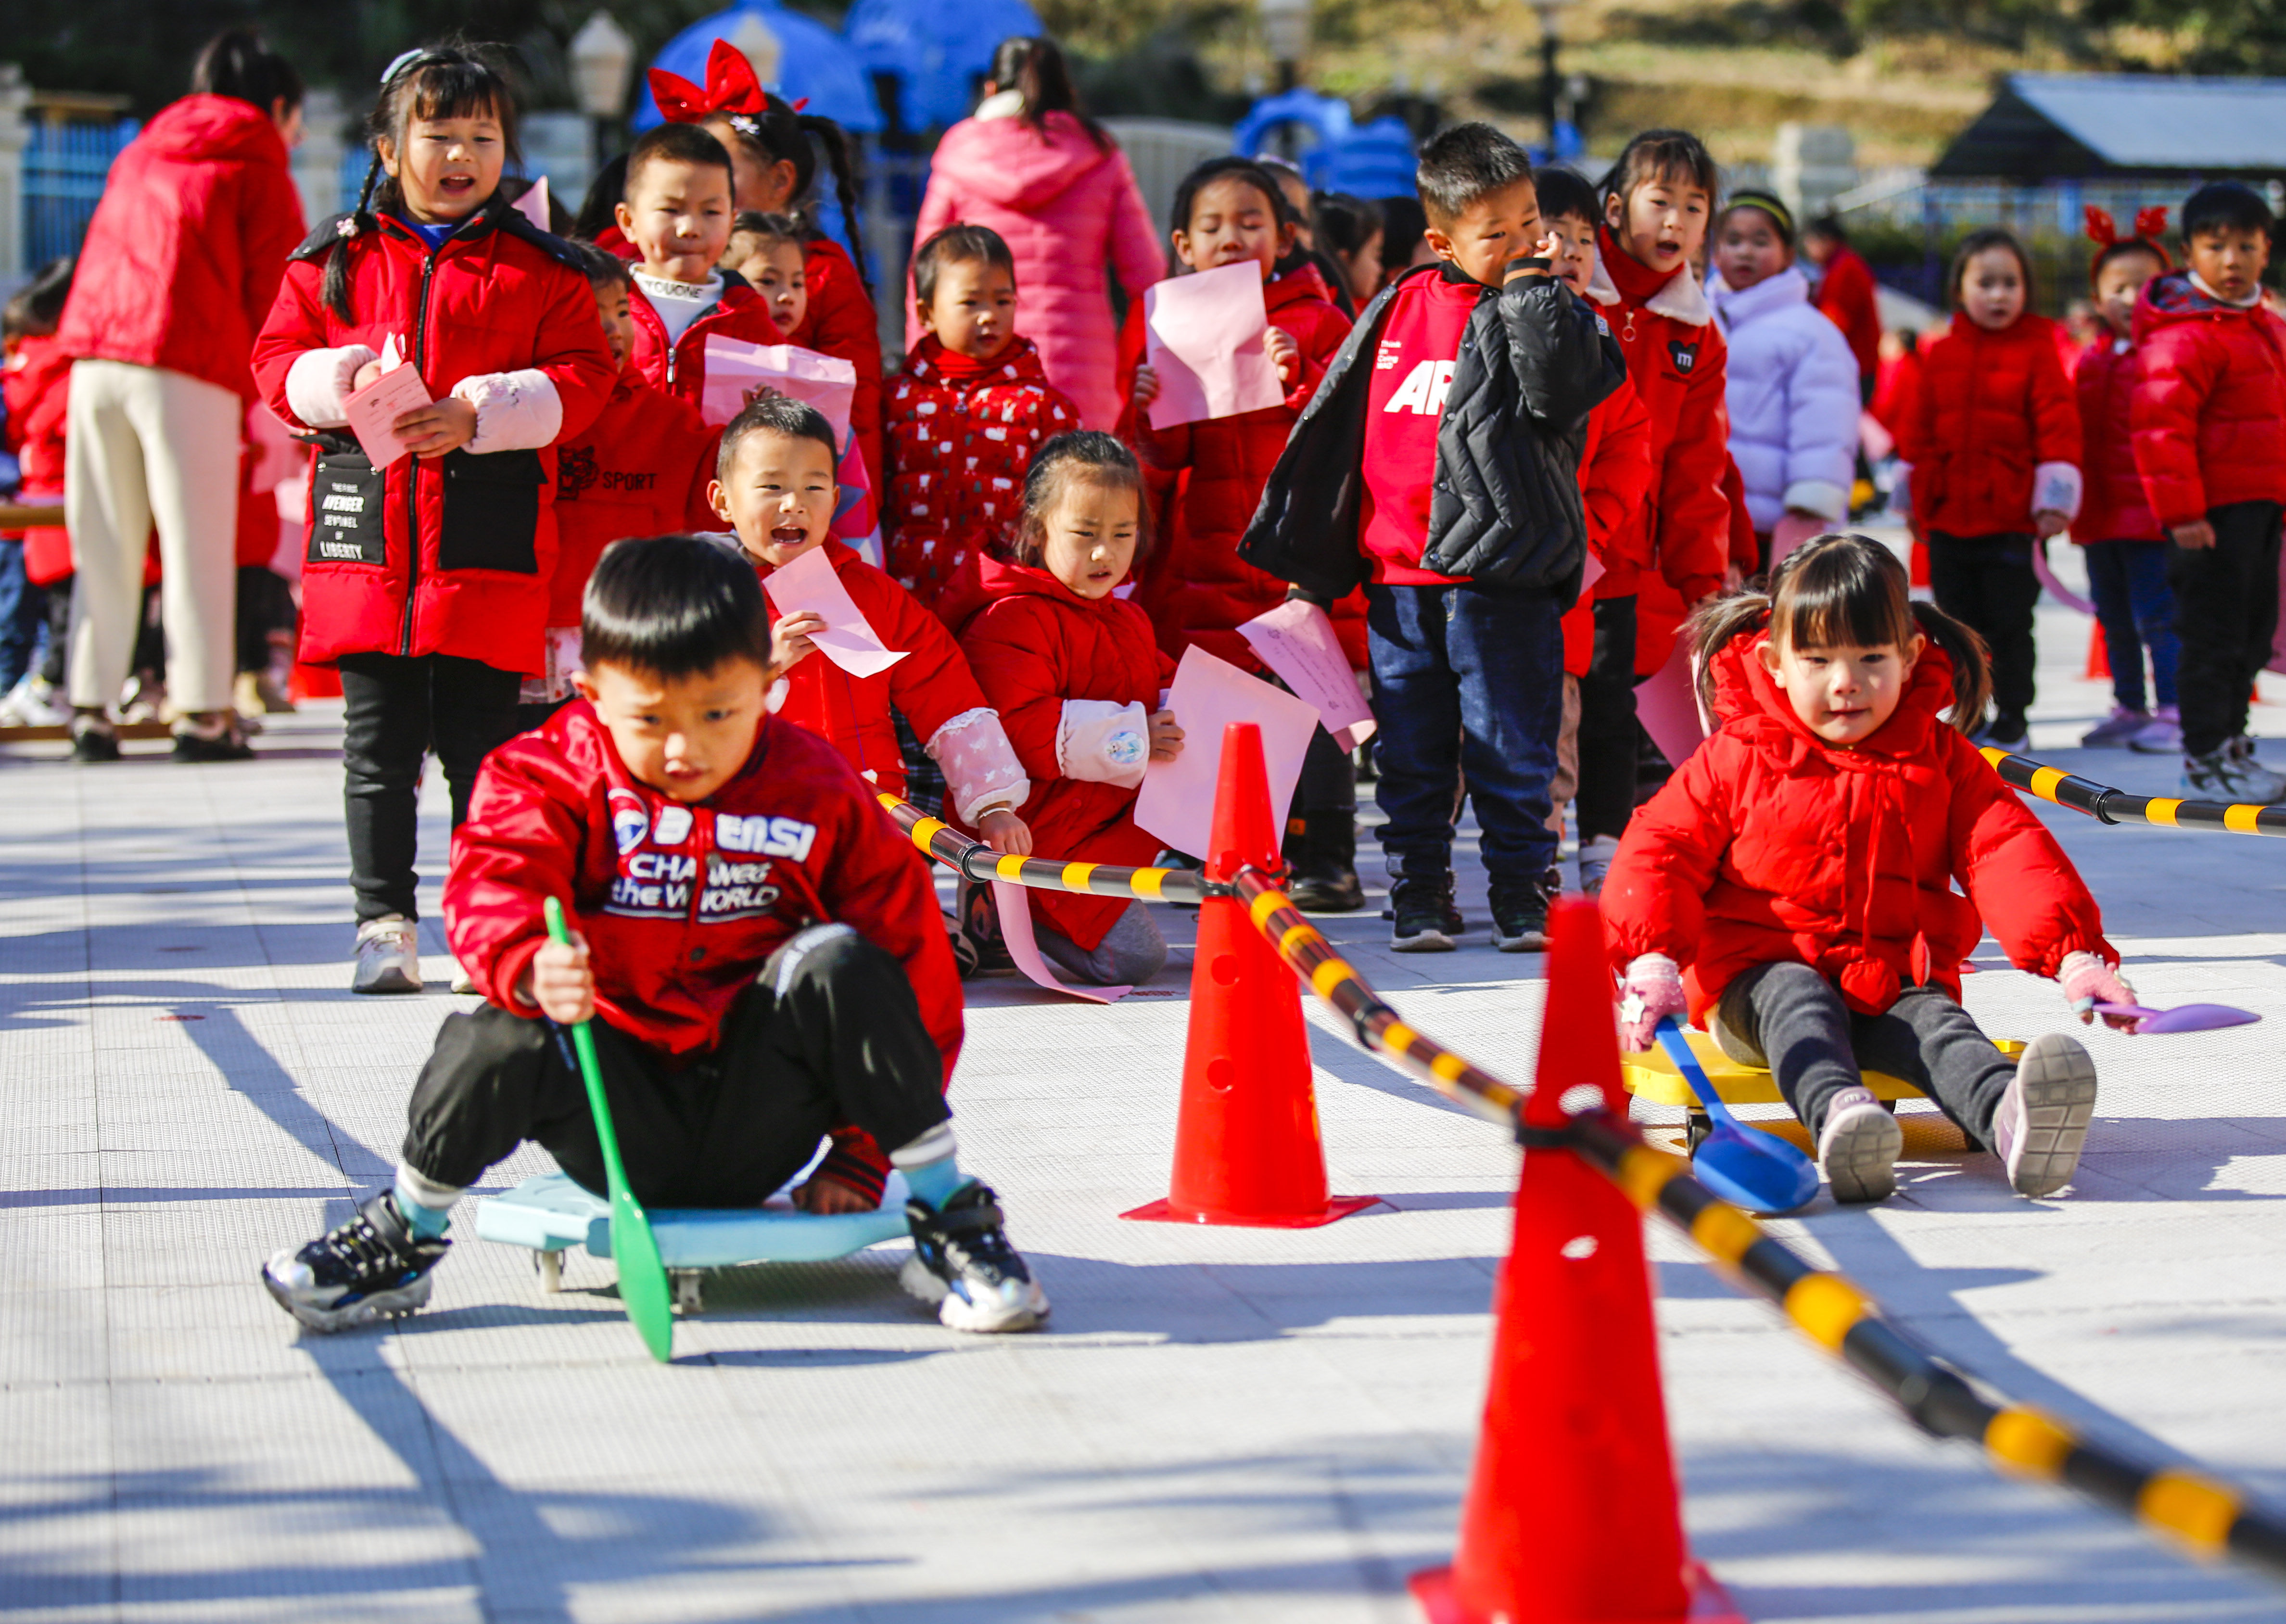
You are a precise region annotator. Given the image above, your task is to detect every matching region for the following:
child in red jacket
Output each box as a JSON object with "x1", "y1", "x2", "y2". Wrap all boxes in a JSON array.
[
  {"x1": 1606, "y1": 533, "x2": 2134, "y2": 1204},
  {"x1": 958, "y1": 432, "x2": 1183, "y2": 987},
  {"x1": 885, "y1": 225, "x2": 1081, "y2": 617},
  {"x1": 260, "y1": 534, "x2": 1049, "y2": 1336},
  {"x1": 0, "y1": 261, "x2": 74, "y2": 713},
  {"x1": 617, "y1": 122, "x2": 782, "y2": 409},
  {"x1": 1899, "y1": 227, "x2": 2082, "y2": 752},
  {"x1": 515, "y1": 243, "x2": 721, "y2": 728},
  {"x1": 1581, "y1": 131, "x2": 1732, "y2": 886},
  {"x1": 252, "y1": 44, "x2": 617, "y2": 996},
  {"x1": 2073, "y1": 206, "x2": 2179, "y2": 753},
  {"x1": 1128, "y1": 157, "x2": 1363, "y2": 909},
  {"x1": 2130, "y1": 182, "x2": 2286, "y2": 802}
]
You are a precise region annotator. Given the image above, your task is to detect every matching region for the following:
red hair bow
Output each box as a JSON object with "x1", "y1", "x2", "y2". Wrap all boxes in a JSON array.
[
  {"x1": 648, "y1": 38, "x2": 767, "y2": 121},
  {"x1": 2085, "y1": 203, "x2": 2172, "y2": 249},
  {"x1": 2134, "y1": 205, "x2": 2170, "y2": 240}
]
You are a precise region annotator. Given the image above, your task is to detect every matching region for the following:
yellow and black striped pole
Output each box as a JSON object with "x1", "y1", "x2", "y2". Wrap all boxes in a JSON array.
[
  {"x1": 882, "y1": 793, "x2": 2286, "y2": 1584},
  {"x1": 1985, "y1": 747, "x2": 2286, "y2": 837}
]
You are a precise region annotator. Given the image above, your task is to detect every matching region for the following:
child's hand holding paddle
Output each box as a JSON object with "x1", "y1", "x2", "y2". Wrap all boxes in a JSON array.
[{"x1": 527, "y1": 930, "x2": 595, "y2": 1025}]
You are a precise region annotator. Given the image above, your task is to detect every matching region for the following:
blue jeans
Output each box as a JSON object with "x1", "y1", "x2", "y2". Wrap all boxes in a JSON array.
[
  {"x1": 0, "y1": 539, "x2": 45, "y2": 694},
  {"x1": 2082, "y1": 539, "x2": 2177, "y2": 712},
  {"x1": 1365, "y1": 581, "x2": 1563, "y2": 891}
]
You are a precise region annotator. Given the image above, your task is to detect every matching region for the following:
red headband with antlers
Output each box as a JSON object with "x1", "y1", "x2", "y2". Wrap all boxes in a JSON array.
[
  {"x1": 647, "y1": 38, "x2": 807, "y2": 124},
  {"x1": 2084, "y1": 204, "x2": 2173, "y2": 283}
]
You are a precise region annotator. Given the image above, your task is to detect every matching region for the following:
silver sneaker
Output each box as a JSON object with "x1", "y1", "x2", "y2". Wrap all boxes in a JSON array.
[
  {"x1": 1816, "y1": 1087, "x2": 1903, "y2": 1204},
  {"x1": 1577, "y1": 834, "x2": 1620, "y2": 897},
  {"x1": 2127, "y1": 707, "x2": 2180, "y2": 754},
  {"x1": 1992, "y1": 1033, "x2": 2098, "y2": 1197},
  {"x1": 2080, "y1": 707, "x2": 2150, "y2": 749},
  {"x1": 352, "y1": 916, "x2": 423, "y2": 994}
]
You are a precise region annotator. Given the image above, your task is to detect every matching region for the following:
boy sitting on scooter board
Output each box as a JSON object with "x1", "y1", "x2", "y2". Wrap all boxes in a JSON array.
[{"x1": 262, "y1": 534, "x2": 1049, "y2": 1335}]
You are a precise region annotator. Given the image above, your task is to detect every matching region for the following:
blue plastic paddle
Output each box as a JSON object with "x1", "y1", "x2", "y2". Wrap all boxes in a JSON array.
[
  {"x1": 545, "y1": 897, "x2": 675, "y2": 1363},
  {"x1": 1655, "y1": 1018, "x2": 1821, "y2": 1215}
]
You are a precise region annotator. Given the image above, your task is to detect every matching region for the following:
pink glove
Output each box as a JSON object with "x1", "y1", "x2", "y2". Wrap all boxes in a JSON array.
[
  {"x1": 2059, "y1": 950, "x2": 2137, "y2": 1031},
  {"x1": 1616, "y1": 953, "x2": 1688, "y2": 1052}
]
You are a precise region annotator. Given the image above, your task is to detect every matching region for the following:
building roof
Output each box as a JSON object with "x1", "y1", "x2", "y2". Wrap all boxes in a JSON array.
[{"x1": 1932, "y1": 73, "x2": 2286, "y2": 180}]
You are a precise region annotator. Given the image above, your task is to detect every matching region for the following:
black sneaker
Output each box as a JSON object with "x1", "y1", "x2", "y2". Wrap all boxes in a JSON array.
[
  {"x1": 901, "y1": 1182, "x2": 1048, "y2": 1332},
  {"x1": 956, "y1": 881, "x2": 1016, "y2": 974},
  {"x1": 1283, "y1": 811, "x2": 1365, "y2": 913},
  {"x1": 1288, "y1": 869, "x2": 1365, "y2": 912},
  {"x1": 69, "y1": 718, "x2": 119, "y2": 764},
  {"x1": 1389, "y1": 875, "x2": 1462, "y2": 952},
  {"x1": 172, "y1": 719, "x2": 255, "y2": 762},
  {"x1": 261, "y1": 1190, "x2": 448, "y2": 1332},
  {"x1": 1489, "y1": 868, "x2": 1560, "y2": 952}
]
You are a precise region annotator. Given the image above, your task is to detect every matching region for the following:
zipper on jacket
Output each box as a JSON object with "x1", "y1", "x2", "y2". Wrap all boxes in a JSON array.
[{"x1": 399, "y1": 244, "x2": 440, "y2": 657}]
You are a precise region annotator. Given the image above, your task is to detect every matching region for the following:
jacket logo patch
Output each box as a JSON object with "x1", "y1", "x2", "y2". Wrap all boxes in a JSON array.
[
  {"x1": 558, "y1": 445, "x2": 598, "y2": 501},
  {"x1": 1384, "y1": 359, "x2": 1456, "y2": 416},
  {"x1": 609, "y1": 789, "x2": 648, "y2": 855},
  {"x1": 1667, "y1": 339, "x2": 1698, "y2": 374},
  {"x1": 1375, "y1": 338, "x2": 1405, "y2": 371}
]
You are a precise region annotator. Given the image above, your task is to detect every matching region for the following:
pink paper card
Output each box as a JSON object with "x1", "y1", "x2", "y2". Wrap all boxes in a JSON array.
[
  {"x1": 991, "y1": 880, "x2": 1128, "y2": 1003},
  {"x1": 1581, "y1": 550, "x2": 1605, "y2": 596},
  {"x1": 512, "y1": 176, "x2": 551, "y2": 232},
  {"x1": 762, "y1": 544, "x2": 908, "y2": 679},
  {"x1": 1143, "y1": 261, "x2": 1285, "y2": 431},
  {"x1": 1636, "y1": 635, "x2": 1710, "y2": 768},
  {"x1": 1236, "y1": 598, "x2": 1376, "y2": 751},
  {"x1": 343, "y1": 360, "x2": 432, "y2": 471},
  {"x1": 700, "y1": 337, "x2": 857, "y2": 434},
  {"x1": 1134, "y1": 646, "x2": 1321, "y2": 859}
]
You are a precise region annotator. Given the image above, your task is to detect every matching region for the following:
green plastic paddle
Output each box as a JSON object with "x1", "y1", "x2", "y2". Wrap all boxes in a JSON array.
[{"x1": 544, "y1": 897, "x2": 674, "y2": 1362}]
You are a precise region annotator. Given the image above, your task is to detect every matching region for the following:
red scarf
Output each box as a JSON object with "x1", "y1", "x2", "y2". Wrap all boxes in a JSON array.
[{"x1": 908, "y1": 334, "x2": 1042, "y2": 387}]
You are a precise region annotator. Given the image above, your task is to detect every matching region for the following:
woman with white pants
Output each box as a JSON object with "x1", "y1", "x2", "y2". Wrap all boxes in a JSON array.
[{"x1": 55, "y1": 28, "x2": 306, "y2": 762}]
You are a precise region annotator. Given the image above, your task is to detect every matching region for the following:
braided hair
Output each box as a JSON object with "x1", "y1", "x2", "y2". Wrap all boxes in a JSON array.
[
  {"x1": 703, "y1": 96, "x2": 871, "y2": 299},
  {"x1": 321, "y1": 42, "x2": 521, "y2": 321}
]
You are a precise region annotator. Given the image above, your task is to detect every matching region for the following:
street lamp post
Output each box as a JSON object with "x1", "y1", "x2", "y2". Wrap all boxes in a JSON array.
[
  {"x1": 1259, "y1": 0, "x2": 1312, "y2": 94},
  {"x1": 1531, "y1": 0, "x2": 1566, "y2": 152},
  {"x1": 568, "y1": 11, "x2": 635, "y2": 174}
]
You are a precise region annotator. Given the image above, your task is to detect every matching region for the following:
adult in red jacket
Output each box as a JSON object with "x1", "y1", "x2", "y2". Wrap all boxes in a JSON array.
[
  {"x1": 956, "y1": 549, "x2": 1174, "y2": 956},
  {"x1": 1802, "y1": 220, "x2": 1883, "y2": 393},
  {"x1": 908, "y1": 39, "x2": 1165, "y2": 430},
  {"x1": 884, "y1": 335, "x2": 1080, "y2": 617},
  {"x1": 56, "y1": 30, "x2": 306, "y2": 758}
]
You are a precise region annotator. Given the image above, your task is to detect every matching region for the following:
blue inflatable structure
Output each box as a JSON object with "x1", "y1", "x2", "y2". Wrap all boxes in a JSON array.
[
  {"x1": 844, "y1": 0, "x2": 1043, "y2": 133},
  {"x1": 1234, "y1": 89, "x2": 1418, "y2": 199}
]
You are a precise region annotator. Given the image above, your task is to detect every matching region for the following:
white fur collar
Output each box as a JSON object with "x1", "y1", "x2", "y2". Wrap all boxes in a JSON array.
[
  {"x1": 1581, "y1": 257, "x2": 1622, "y2": 306},
  {"x1": 1584, "y1": 253, "x2": 1711, "y2": 326},
  {"x1": 973, "y1": 88, "x2": 1026, "y2": 120}
]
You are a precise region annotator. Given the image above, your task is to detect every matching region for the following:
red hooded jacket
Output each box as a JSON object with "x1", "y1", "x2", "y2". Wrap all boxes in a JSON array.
[
  {"x1": 2, "y1": 334, "x2": 72, "y2": 584},
  {"x1": 2128, "y1": 269, "x2": 2286, "y2": 528},
  {"x1": 956, "y1": 553, "x2": 1175, "y2": 950},
  {"x1": 1601, "y1": 630, "x2": 2112, "y2": 1020},
  {"x1": 1561, "y1": 376, "x2": 1655, "y2": 676},
  {"x1": 252, "y1": 203, "x2": 618, "y2": 671},
  {"x1": 1589, "y1": 230, "x2": 1731, "y2": 608},
  {"x1": 2072, "y1": 334, "x2": 2163, "y2": 544},
  {"x1": 884, "y1": 335, "x2": 1080, "y2": 616},
  {"x1": 1130, "y1": 262, "x2": 1362, "y2": 670},
  {"x1": 790, "y1": 238, "x2": 885, "y2": 493},
  {"x1": 1813, "y1": 244, "x2": 1883, "y2": 382},
  {"x1": 547, "y1": 374, "x2": 721, "y2": 625},
  {"x1": 1899, "y1": 311, "x2": 2080, "y2": 538},
  {"x1": 56, "y1": 95, "x2": 305, "y2": 401},
  {"x1": 628, "y1": 270, "x2": 782, "y2": 412}
]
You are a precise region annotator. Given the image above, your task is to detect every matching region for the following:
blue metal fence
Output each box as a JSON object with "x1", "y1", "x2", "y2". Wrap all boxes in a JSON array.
[{"x1": 24, "y1": 117, "x2": 139, "y2": 267}]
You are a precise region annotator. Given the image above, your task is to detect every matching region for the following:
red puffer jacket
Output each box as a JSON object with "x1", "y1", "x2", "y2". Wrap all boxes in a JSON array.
[
  {"x1": 1813, "y1": 244, "x2": 1882, "y2": 384},
  {"x1": 2, "y1": 333, "x2": 72, "y2": 584},
  {"x1": 1601, "y1": 629, "x2": 2113, "y2": 1019},
  {"x1": 957, "y1": 552, "x2": 1175, "y2": 950},
  {"x1": 759, "y1": 541, "x2": 1011, "y2": 810},
  {"x1": 547, "y1": 374, "x2": 720, "y2": 626},
  {"x1": 884, "y1": 336, "x2": 1080, "y2": 616},
  {"x1": 1131, "y1": 263, "x2": 1361, "y2": 670},
  {"x1": 1561, "y1": 376, "x2": 1654, "y2": 676},
  {"x1": 1899, "y1": 311, "x2": 2080, "y2": 538},
  {"x1": 2072, "y1": 335, "x2": 2162, "y2": 544},
  {"x1": 791, "y1": 238, "x2": 885, "y2": 494},
  {"x1": 1590, "y1": 232, "x2": 1731, "y2": 607},
  {"x1": 628, "y1": 271, "x2": 782, "y2": 413},
  {"x1": 252, "y1": 202, "x2": 618, "y2": 671},
  {"x1": 2128, "y1": 270, "x2": 2286, "y2": 528},
  {"x1": 56, "y1": 95, "x2": 305, "y2": 401}
]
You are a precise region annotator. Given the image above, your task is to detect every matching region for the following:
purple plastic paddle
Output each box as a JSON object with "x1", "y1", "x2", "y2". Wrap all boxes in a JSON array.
[{"x1": 2093, "y1": 1001, "x2": 2261, "y2": 1035}]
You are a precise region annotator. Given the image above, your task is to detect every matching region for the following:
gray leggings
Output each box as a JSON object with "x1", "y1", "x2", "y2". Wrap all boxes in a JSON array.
[
  {"x1": 1713, "y1": 961, "x2": 2016, "y2": 1142},
  {"x1": 1037, "y1": 901, "x2": 1167, "y2": 987}
]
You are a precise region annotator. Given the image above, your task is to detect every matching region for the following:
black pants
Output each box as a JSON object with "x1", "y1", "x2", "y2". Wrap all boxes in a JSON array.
[
  {"x1": 338, "y1": 651, "x2": 521, "y2": 923},
  {"x1": 403, "y1": 926, "x2": 951, "y2": 1209},
  {"x1": 1576, "y1": 594, "x2": 1639, "y2": 842},
  {"x1": 1927, "y1": 533, "x2": 2038, "y2": 736},
  {"x1": 1715, "y1": 960, "x2": 2014, "y2": 1144},
  {"x1": 2170, "y1": 500, "x2": 2283, "y2": 759},
  {"x1": 235, "y1": 566, "x2": 295, "y2": 674}
]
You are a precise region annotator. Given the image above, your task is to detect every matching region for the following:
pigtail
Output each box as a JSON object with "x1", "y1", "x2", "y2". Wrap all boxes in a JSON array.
[
  {"x1": 1909, "y1": 601, "x2": 1994, "y2": 735},
  {"x1": 1686, "y1": 590, "x2": 1772, "y2": 716},
  {"x1": 322, "y1": 152, "x2": 385, "y2": 321},
  {"x1": 801, "y1": 113, "x2": 872, "y2": 300}
]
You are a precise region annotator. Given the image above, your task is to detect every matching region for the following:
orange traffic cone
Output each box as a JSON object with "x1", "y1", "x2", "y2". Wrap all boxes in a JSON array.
[
  {"x1": 2085, "y1": 621, "x2": 2110, "y2": 681},
  {"x1": 1122, "y1": 722, "x2": 1378, "y2": 1228},
  {"x1": 1411, "y1": 898, "x2": 1743, "y2": 1623}
]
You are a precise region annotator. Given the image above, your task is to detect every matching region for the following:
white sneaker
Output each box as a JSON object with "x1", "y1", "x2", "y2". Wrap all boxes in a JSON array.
[
  {"x1": 2227, "y1": 736, "x2": 2286, "y2": 802},
  {"x1": 1992, "y1": 1033, "x2": 2097, "y2": 1197},
  {"x1": 1577, "y1": 835, "x2": 1620, "y2": 898},
  {"x1": 352, "y1": 916, "x2": 423, "y2": 994},
  {"x1": 2080, "y1": 706, "x2": 2150, "y2": 748},
  {"x1": 0, "y1": 674, "x2": 68, "y2": 727},
  {"x1": 1816, "y1": 1086, "x2": 1903, "y2": 1204}
]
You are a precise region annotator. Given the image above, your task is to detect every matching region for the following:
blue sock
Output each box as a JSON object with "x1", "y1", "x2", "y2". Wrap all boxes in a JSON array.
[
  {"x1": 391, "y1": 1177, "x2": 454, "y2": 1240},
  {"x1": 901, "y1": 1155, "x2": 968, "y2": 1210}
]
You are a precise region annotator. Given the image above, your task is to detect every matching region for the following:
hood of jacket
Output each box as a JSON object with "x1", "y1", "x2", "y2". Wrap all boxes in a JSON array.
[
  {"x1": 1708, "y1": 621, "x2": 1957, "y2": 766},
  {"x1": 927, "y1": 112, "x2": 1116, "y2": 213},
  {"x1": 2134, "y1": 266, "x2": 2263, "y2": 342},
  {"x1": 973, "y1": 548, "x2": 1133, "y2": 607},
  {"x1": 139, "y1": 93, "x2": 289, "y2": 166},
  {"x1": 1707, "y1": 265, "x2": 1813, "y2": 335},
  {"x1": 1267, "y1": 259, "x2": 1338, "y2": 314}
]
